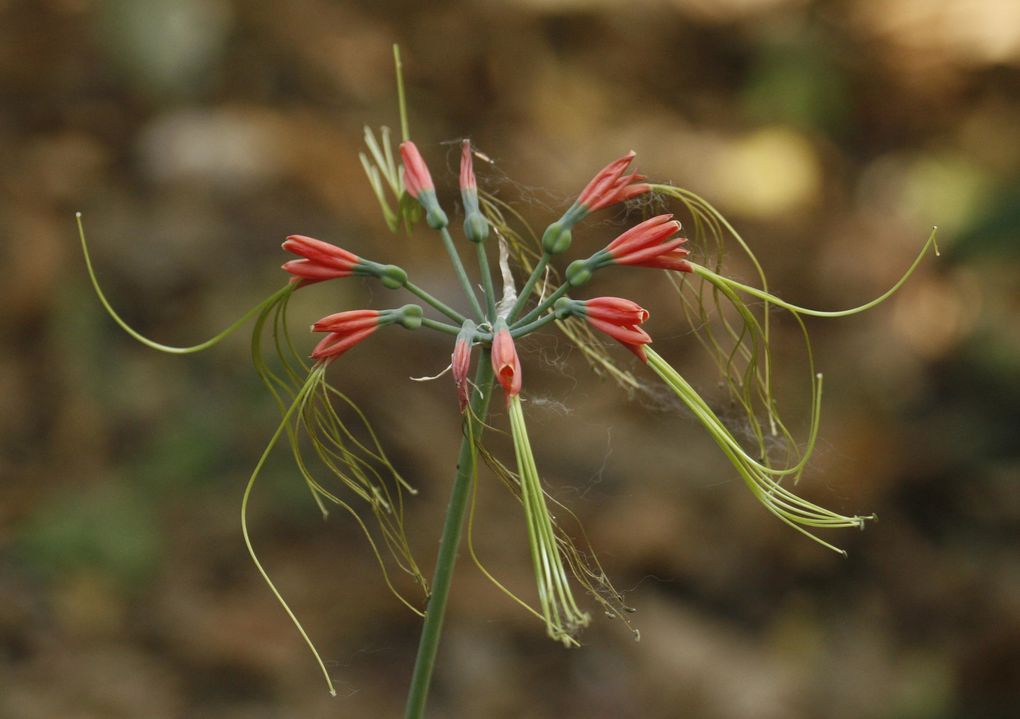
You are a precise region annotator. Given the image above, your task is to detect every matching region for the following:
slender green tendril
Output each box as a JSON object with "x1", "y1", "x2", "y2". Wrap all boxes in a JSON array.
[
  {"x1": 77, "y1": 212, "x2": 289, "y2": 354},
  {"x1": 689, "y1": 226, "x2": 940, "y2": 318},
  {"x1": 241, "y1": 365, "x2": 337, "y2": 695}
]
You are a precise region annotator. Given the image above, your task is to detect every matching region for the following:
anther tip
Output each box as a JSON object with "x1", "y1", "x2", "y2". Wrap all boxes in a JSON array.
[{"x1": 75, "y1": 211, "x2": 82, "y2": 218}]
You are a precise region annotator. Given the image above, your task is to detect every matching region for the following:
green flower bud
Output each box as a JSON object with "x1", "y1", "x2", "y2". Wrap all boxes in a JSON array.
[
  {"x1": 377, "y1": 264, "x2": 407, "y2": 289},
  {"x1": 464, "y1": 211, "x2": 490, "y2": 244},
  {"x1": 541, "y1": 221, "x2": 573, "y2": 255},
  {"x1": 395, "y1": 304, "x2": 423, "y2": 330},
  {"x1": 425, "y1": 205, "x2": 449, "y2": 230},
  {"x1": 566, "y1": 259, "x2": 593, "y2": 287},
  {"x1": 553, "y1": 297, "x2": 576, "y2": 320}
]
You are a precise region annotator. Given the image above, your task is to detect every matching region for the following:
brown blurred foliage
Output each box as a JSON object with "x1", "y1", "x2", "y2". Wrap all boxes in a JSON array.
[{"x1": 1, "y1": 0, "x2": 1018, "y2": 717}]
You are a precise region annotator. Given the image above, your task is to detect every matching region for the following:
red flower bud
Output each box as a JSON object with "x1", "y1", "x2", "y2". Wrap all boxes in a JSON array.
[
  {"x1": 400, "y1": 141, "x2": 435, "y2": 199},
  {"x1": 459, "y1": 139, "x2": 477, "y2": 194},
  {"x1": 491, "y1": 326, "x2": 522, "y2": 400},
  {"x1": 282, "y1": 235, "x2": 362, "y2": 283},
  {"x1": 576, "y1": 151, "x2": 651, "y2": 213},
  {"x1": 605, "y1": 214, "x2": 691, "y2": 272},
  {"x1": 452, "y1": 336, "x2": 472, "y2": 412},
  {"x1": 310, "y1": 310, "x2": 380, "y2": 362},
  {"x1": 581, "y1": 297, "x2": 652, "y2": 362}
]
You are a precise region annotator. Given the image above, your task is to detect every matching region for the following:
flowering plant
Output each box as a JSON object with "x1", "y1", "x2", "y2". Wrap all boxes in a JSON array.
[{"x1": 79, "y1": 46, "x2": 937, "y2": 718}]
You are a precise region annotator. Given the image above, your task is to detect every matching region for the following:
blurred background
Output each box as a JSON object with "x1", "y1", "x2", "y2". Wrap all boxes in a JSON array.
[{"x1": 1, "y1": 0, "x2": 1018, "y2": 717}]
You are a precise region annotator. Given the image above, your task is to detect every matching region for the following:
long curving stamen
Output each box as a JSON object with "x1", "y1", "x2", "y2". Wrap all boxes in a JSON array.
[
  {"x1": 645, "y1": 348, "x2": 870, "y2": 554},
  {"x1": 78, "y1": 212, "x2": 291, "y2": 355},
  {"x1": 507, "y1": 395, "x2": 591, "y2": 644},
  {"x1": 689, "y1": 226, "x2": 940, "y2": 318},
  {"x1": 240, "y1": 366, "x2": 337, "y2": 695}
]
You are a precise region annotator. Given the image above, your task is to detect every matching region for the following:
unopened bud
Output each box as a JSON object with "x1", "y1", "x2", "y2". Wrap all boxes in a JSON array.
[
  {"x1": 377, "y1": 264, "x2": 408, "y2": 289},
  {"x1": 464, "y1": 211, "x2": 490, "y2": 244},
  {"x1": 541, "y1": 221, "x2": 572, "y2": 255},
  {"x1": 553, "y1": 297, "x2": 576, "y2": 320},
  {"x1": 425, "y1": 203, "x2": 449, "y2": 230},
  {"x1": 566, "y1": 259, "x2": 593, "y2": 287},
  {"x1": 394, "y1": 304, "x2": 423, "y2": 330}
]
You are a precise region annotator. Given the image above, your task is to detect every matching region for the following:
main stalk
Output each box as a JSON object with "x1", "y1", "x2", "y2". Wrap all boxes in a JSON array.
[{"x1": 404, "y1": 350, "x2": 495, "y2": 718}]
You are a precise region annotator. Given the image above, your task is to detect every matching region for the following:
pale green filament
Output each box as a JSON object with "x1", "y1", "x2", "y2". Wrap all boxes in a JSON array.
[
  {"x1": 240, "y1": 366, "x2": 336, "y2": 695},
  {"x1": 360, "y1": 129, "x2": 401, "y2": 232},
  {"x1": 359, "y1": 46, "x2": 421, "y2": 234},
  {"x1": 471, "y1": 411, "x2": 637, "y2": 639},
  {"x1": 649, "y1": 186, "x2": 937, "y2": 484},
  {"x1": 464, "y1": 406, "x2": 557, "y2": 634},
  {"x1": 690, "y1": 225, "x2": 940, "y2": 318},
  {"x1": 507, "y1": 396, "x2": 591, "y2": 645},
  {"x1": 77, "y1": 212, "x2": 288, "y2": 354},
  {"x1": 394, "y1": 44, "x2": 409, "y2": 142},
  {"x1": 249, "y1": 290, "x2": 428, "y2": 617},
  {"x1": 646, "y1": 348, "x2": 871, "y2": 554},
  {"x1": 649, "y1": 185, "x2": 781, "y2": 437}
]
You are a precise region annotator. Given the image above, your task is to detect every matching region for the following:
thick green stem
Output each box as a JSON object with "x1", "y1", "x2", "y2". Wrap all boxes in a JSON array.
[
  {"x1": 404, "y1": 351, "x2": 495, "y2": 719},
  {"x1": 439, "y1": 227, "x2": 486, "y2": 322}
]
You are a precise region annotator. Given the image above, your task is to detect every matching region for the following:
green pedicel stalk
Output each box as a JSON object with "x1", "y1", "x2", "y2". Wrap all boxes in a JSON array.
[
  {"x1": 439, "y1": 225, "x2": 487, "y2": 322},
  {"x1": 511, "y1": 282, "x2": 570, "y2": 329},
  {"x1": 507, "y1": 251, "x2": 550, "y2": 323},
  {"x1": 476, "y1": 241, "x2": 498, "y2": 320}
]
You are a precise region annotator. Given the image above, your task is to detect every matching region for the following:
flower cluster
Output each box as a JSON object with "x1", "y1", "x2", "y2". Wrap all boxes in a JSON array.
[
  {"x1": 79, "y1": 48, "x2": 936, "y2": 716},
  {"x1": 274, "y1": 138, "x2": 889, "y2": 655}
]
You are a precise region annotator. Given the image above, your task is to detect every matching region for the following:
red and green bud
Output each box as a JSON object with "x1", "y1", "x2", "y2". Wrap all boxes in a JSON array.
[
  {"x1": 310, "y1": 309, "x2": 381, "y2": 362},
  {"x1": 399, "y1": 140, "x2": 434, "y2": 198},
  {"x1": 543, "y1": 151, "x2": 651, "y2": 255},
  {"x1": 400, "y1": 140, "x2": 449, "y2": 230},
  {"x1": 282, "y1": 235, "x2": 408, "y2": 289},
  {"x1": 575, "y1": 150, "x2": 651, "y2": 214},
  {"x1": 282, "y1": 235, "x2": 364, "y2": 283},
  {"x1": 451, "y1": 319, "x2": 477, "y2": 412},
  {"x1": 556, "y1": 296, "x2": 652, "y2": 361},
  {"x1": 491, "y1": 320, "x2": 522, "y2": 401},
  {"x1": 606, "y1": 214, "x2": 690, "y2": 271},
  {"x1": 565, "y1": 214, "x2": 691, "y2": 286},
  {"x1": 310, "y1": 304, "x2": 422, "y2": 363},
  {"x1": 460, "y1": 140, "x2": 490, "y2": 244}
]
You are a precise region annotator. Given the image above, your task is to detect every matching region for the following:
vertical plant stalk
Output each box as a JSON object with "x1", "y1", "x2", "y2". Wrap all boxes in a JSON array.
[{"x1": 404, "y1": 350, "x2": 496, "y2": 719}]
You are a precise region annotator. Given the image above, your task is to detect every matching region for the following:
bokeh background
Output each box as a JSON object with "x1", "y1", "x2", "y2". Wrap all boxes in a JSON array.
[{"x1": 2, "y1": 0, "x2": 1018, "y2": 717}]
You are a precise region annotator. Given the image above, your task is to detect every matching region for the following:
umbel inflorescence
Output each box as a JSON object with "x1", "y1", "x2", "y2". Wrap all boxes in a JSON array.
[{"x1": 79, "y1": 47, "x2": 937, "y2": 714}]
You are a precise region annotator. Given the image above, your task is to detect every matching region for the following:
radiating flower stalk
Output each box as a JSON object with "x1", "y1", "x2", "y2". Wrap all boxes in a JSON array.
[{"x1": 78, "y1": 45, "x2": 939, "y2": 718}]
